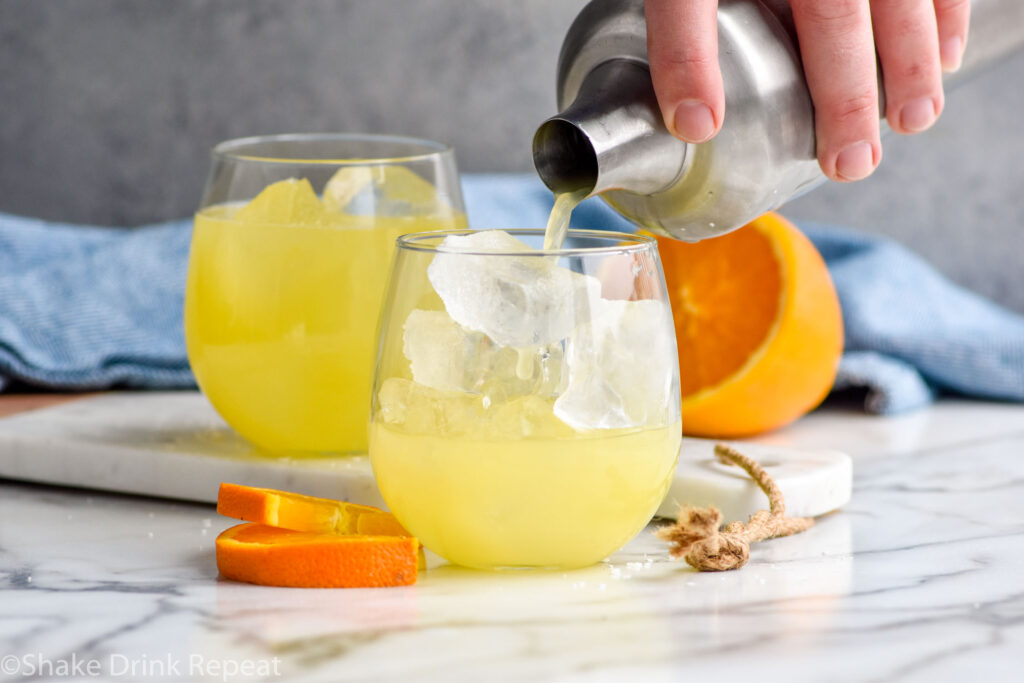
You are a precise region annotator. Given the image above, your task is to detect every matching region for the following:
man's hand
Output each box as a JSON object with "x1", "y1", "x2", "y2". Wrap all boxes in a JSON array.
[{"x1": 645, "y1": 0, "x2": 970, "y2": 182}]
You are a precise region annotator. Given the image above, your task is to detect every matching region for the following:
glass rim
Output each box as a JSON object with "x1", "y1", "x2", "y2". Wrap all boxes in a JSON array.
[
  {"x1": 396, "y1": 229, "x2": 657, "y2": 257},
  {"x1": 210, "y1": 133, "x2": 454, "y2": 166}
]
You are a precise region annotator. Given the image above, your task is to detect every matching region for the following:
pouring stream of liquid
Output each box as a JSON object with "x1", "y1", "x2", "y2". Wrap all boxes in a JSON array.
[{"x1": 543, "y1": 189, "x2": 588, "y2": 251}]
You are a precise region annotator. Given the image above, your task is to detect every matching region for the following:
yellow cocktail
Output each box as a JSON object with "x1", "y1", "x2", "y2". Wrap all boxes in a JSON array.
[
  {"x1": 371, "y1": 389, "x2": 680, "y2": 568},
  {"x1": 185, "y1": 135, "x2": 465, "y2": 453},
  {"x1": 369, "y1": 229, "x2": 681, "y2": 569}
]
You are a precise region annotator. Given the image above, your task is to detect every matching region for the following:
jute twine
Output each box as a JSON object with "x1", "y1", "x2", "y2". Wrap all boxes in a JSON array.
[{"x1": 656, "y1": 443, "x2": 815, "y2": 571}]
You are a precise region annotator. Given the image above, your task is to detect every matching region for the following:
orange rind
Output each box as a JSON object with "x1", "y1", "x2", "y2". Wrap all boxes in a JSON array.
[
  {"x1": 656, "y1": 211, "x2": 843, "y2": 437},
  {"x1": 216, "y1": 523, "x2": 418, "y2": 588}
]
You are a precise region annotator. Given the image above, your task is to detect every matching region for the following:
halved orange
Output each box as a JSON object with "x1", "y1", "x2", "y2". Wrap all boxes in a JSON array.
[
  {"x1": 216, "y1": 523, "x2": 418, "y2": 588},
  {"x1": 655, "y1": 212, "x2": 843, "y2": 437}
]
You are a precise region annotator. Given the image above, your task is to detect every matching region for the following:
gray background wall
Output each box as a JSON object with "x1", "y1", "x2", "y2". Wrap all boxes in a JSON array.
[{"x1": 1, "y1": 0, "x2": 1022, "y2": 311}]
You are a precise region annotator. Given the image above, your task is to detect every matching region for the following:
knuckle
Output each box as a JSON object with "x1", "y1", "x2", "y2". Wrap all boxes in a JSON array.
[
  {"x1": 871, "y1": 3, "x2": 934, "y2": 41},
  {"x1": 649, "y1": 47, "x2": 721, "y2": 96},
  {"x1": 823, "y1": 92, "x2": 878, "y2": 125},
  {"x1": 895, "y1": 60, "x2": 927, "y2": 81},
  {"x1": 894, "y1": 15, "x2": 929, "y2": 41},
  {"x1": 651, "y1": 49, "x2": 718, "y2": 73},
  {"x1": 792, "y1": 0, "x2": 863, "y2": 30},
  {"x1": 868, "y1": 0, "x2": 911, "y2": 12},
  {"x1": 934, "y1": 0, "x2": 970, "y2": 15}
]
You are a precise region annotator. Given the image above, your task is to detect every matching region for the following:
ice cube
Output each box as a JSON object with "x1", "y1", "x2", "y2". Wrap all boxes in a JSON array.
[
  {"x1": 485, "y1": 394, "x2": 575, "y2": 440},
  {"x1": 235, "y1": 178, "x2": 326, "y2": 225},
  {"x1": 323, "y1": 165, "x2": 444, "y2": 216},
  {"x1": 426, "y1": 230, "x2": 602, "y2": 348},
  {"x1": 322, "y1": 166, "x2": 374, "y2": 214},
  {"x1": 553, "y1": 298, "x2": 677, "y2": 430},
  {"x1": 376, "y1": 377, "x2": 484, "y2": 436},
  {"x1": 479, "y1": 343, "x2": 566, "y2": 402},
  {"x1": 403, "y1": 309, "x2": 490, "y2": 392},
  {"x1": 402, "y1": 309, "x2": 565, "y2": 398},
  {"x1": 376, "y1": 377, "x2": 573, "y2": 440}
]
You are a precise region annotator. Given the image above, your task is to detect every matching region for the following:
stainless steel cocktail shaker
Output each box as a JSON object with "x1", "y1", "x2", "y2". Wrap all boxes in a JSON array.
[{"x1": 533, "y1": 0, "x2": 1024, "y2": 241}]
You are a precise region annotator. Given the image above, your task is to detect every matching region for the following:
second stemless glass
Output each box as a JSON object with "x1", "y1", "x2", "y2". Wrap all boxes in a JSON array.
[
  {"x1": 185, "y1": 134, "x2": 466, "y2": 454},
  {"x1": 369, "y1": 229, "x2": 682, "y2": 569}
]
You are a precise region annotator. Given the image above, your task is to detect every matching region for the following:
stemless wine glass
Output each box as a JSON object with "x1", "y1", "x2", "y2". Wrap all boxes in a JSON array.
[
  {"x1": 369, "y1": 229, "x2": 682, "y2": 569},
  {"x1": 185, "y1": 134, "x2": 466, "y2": 454}
]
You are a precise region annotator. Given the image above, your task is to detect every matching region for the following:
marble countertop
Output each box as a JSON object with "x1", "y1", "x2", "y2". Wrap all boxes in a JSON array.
[{"x1": 2, "y1": 398, "x2": 1023, "y2": 682}]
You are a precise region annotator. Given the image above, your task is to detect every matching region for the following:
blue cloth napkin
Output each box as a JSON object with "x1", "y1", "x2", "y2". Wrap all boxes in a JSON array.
[
  {"x1": 0, "y1": 213, "x2": 193, "y2": 391},
  {"x1": 1, "y1": 173, "x2": 1022, "y2": 414}
]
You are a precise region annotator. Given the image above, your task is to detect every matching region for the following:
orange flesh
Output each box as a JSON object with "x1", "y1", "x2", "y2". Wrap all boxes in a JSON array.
[
  {"x1": 662, "y1": 224, "x2": 783, "y2": 398},
  {"x1": 654, "y1": 212, "x2": 843, "y2": 437},
  {"x1": 356, "y1": 511, "x2": 413, "y2": 537},
  {"x1": 217, "y1": 482, "x2": 403, "y2": 535}
]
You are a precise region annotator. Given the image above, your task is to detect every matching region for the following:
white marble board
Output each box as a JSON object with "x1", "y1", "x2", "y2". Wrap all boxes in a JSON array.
[{"x1": 0, "y1": 392, "x2": 851, "y2": 522}]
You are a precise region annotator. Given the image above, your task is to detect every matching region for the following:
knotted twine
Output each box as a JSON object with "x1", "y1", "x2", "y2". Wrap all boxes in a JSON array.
[{"x1": 656, "y1": 443, "x2": 815, "y2": 571}]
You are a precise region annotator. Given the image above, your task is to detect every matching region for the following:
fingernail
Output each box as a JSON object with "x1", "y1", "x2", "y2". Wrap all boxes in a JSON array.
[
  {"x1": 835, "y1": 142, "x2": 875, "y2": 182},
  {"x1": 672, "y1": 100, "x2": 716, "y2": 143},
  {"x1": 899, "y1": 97, "x2": 937, "y2": 133},
  {"x1": 940, "y1": 36, "x2": 963, "y2": 72}
]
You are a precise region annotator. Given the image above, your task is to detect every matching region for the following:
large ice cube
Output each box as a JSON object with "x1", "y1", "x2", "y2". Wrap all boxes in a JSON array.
[
  {"x1": 322, "y1": 165, "x2": 444, "y2": 216},
  {"x1": 426, "y1": 230, "x2": 602, "y2": 348},
  {"x1": 402, "y1": 308, "x2": 565, "y2": 398},
  {"x1": 235, "y1": 178, "x2": 327, "y2": 225},
  {"x1": 553, "y1": 298, "x2": 676, "y2": 430},
  {"x1": 403, "y1": 309, "x2": 491, "y2": 392}
]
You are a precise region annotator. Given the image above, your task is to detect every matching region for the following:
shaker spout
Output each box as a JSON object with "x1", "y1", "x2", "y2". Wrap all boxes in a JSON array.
[
  {"x1": 532, "y1": 118, "x2": 599, "y2": 196},
  {"x1": 532, "y1": 59, "x2": 688, "y2": 198}
]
